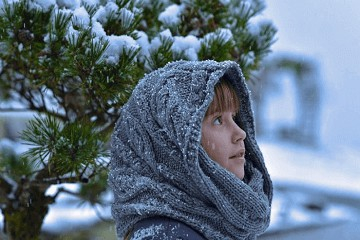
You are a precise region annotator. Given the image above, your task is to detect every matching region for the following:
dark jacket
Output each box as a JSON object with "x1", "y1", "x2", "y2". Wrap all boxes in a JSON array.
[{"x1": 127, "y1": 216, "x2": 206, "y2": 240}]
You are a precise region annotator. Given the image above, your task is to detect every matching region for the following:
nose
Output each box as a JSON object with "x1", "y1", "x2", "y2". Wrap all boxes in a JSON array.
[{"x1": 232, "y1": 122, "x2": 246, "y2": 143}]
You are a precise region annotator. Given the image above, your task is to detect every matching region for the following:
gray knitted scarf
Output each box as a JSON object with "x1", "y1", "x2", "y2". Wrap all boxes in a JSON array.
[{"x1": 109, "y1": 60, "x2": 272, "y2": 240}]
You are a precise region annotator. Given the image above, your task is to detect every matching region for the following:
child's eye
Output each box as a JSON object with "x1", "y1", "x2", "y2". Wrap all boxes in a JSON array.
[{"x1": 213, "y1": 116, "x2": 222, "y2": 125}]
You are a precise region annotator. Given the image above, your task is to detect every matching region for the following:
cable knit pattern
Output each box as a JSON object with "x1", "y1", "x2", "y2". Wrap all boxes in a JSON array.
[{"x1": 109, "y1": 60, "x2": 272, "y2": 240}]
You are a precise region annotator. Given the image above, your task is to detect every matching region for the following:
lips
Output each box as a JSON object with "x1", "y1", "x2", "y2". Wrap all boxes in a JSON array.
[{"x1": 230, "y1": 149, "x2": 245, "y2": 161}]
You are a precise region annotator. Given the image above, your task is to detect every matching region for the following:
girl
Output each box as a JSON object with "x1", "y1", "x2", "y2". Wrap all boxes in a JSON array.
[{"x1": 109, "y1": 60, "x2": 272, "y2": 239}]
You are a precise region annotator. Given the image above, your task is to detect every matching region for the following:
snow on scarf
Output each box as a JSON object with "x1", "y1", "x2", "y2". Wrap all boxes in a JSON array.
[{"x1": 108, "y1": 60, "x2": 273, "y2": 240}]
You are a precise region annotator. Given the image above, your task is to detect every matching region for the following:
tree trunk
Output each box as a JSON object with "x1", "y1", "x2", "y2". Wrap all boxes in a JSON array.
[{"x1": 3, "y1": 186, "x2": 53, "y2": 240}]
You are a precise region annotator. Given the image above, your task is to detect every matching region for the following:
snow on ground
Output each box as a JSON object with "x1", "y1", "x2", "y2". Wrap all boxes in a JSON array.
[
  {"x1": 260, "y1": 140, "x2": 360, "y2": 195},
  {"x1": 0, "y1": 182, "x2": 112, "y2": 234},
  {"x1": 38, "y1": 140, "x2": 360, "y2": 234},
  {"x1": 259, "y1": 139, "x2": 360, "y2": 234},
  {"x1": 41, "y1": 184, "x2": 112, "y2": 234},
  {"x1": 1, "y1": 138, "x2": 359, "y2": 235}
]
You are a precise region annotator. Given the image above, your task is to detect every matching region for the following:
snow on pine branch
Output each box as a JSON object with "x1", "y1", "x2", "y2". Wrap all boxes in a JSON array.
[{"x1": 1, "y1": 0, "x2": 275, "y2": 72}]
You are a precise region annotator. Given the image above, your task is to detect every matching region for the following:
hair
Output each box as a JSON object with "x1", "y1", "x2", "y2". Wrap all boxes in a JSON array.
[{"x1": 205, "y1": 77, "x2": 240, "y2": 116}]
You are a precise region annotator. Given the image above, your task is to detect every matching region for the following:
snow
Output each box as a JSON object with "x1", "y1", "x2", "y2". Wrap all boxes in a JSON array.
[
  {"x1": 83, "y1": 0, "x2": 98, "y2": 7},
  {"x1": 92, "y1": 5, "x2": 107, "y2": 24},
  {"x1": 41, "y1": 184, "x2": 112, "y2": 234},
  {"x1": 158, "y1": 4, "x2": 184, "y2": 26},
  {"x1": 232, "y1": 1, "x2": 252, "y2": 19},
  {"x1": 104, "y1": 1, "x2": 119, "y2": 14},
  {"x1": 260, "y1": 140, "x2": 360, "y2": 195},
  {"x1": 0, "y1": 0, "x2": 266, "y2": 68},
  {"x1": 0, "y1": 138, "x2": 28, "y2": 155},
  {"x1": 1, "y1": 137, "x2": 359, "y2": 235},
  {"x1": 56, "y1": 0, "x2": 81, "y2": 10},
  {"x1": 258, "y1": 140, "x2": 360, "y2": 233},
  {"x1": 118, "y1": 7, "x2": 135, "y2": 28},
  {"x1": 73, "y1": 6, "x2": 91, "y2": 28},
  {"x1": 1, "y1": 0, "x2": 360, "y2": 237},
  {"x1": 135, "y1": 30, "x2": 150, "y2": 58},
  {"x1": 268, "y1": 188, "x2": 359, "y2": 234},
  {"x1": 28, "y1": 0, "x2": 56, "y2": 12},
  {"x1": 219, "y1": 0, "x2": 231, "y2": 5},
  {"x1": 103, "y1": 35, "x2": 139, "y2": 64},
  {"x1": 202, "y1": 28, "x2": 233, "y2": 47},
  {"x1": 172, "y1": 35, "x2": 201, "y2": 61},
  {"x1": 132, "y1": 224, "x2": 164, "y2": 239},
  {"x1": 147, "y1": 29, "x2": 171, "y2": 52},
  {"x1": 91, "y1": 21, "x2": 106, "y2": 37},
  {"x1": 0, "y1": 0, "x2": 19, "y2": 10}
]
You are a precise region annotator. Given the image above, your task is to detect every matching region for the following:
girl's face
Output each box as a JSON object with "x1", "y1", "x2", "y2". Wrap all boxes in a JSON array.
[{"x1": 201, "y1": 110, "x2": 247, "y2": 180}]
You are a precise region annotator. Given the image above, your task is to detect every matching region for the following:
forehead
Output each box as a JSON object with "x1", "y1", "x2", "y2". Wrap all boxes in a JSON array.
[{"x1": 206, "y1": 79, "x2": 240, "y2": 115}]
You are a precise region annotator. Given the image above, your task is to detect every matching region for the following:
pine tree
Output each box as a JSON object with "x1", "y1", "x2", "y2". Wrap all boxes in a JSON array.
[{"x1": 0, "y1": 0, "x2": 276, "y2": 238}]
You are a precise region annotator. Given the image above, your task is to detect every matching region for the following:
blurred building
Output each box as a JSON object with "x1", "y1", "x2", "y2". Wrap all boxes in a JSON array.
[{"x1": 249, "y1": 53, "x2": 322, "y2": 147}]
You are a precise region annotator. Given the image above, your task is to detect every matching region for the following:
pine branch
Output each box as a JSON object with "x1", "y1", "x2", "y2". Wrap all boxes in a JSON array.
[
  {"x1": 0, "y1": 1, "x2": 277, "y2": 237},
  {"x1": 52, "y1": 186, "x2": 79, "y2": 199},
  {"x1": 0, "y1": 174, "x2": 13, "y2": 203},
  {"x1": 33, "y1": 175, "x2": 83, "y2": 185}
]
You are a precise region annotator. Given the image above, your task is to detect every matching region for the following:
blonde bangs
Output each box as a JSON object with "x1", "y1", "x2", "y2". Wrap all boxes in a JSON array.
[{"x1": 206, "y1": 78, "x2": 240, "y2": 116}]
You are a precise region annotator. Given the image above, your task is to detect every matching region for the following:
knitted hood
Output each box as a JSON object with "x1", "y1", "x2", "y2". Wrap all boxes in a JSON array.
[{"x1": 109, "y1": 60, "x2": 272, "y2": 240}]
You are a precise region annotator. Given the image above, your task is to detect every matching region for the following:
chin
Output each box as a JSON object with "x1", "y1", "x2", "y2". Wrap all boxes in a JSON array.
[{"x1": 235, "y1": 172, "x2": 245, "y2": 180}]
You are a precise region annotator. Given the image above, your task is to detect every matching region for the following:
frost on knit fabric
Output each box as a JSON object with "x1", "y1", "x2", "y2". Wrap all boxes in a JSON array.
[
  {"x1": 109, "y1": 60, "x2": 272, "y2": 240},
  {"x1": 132, "y1": 224, "x2": 165, "y2": 239}
]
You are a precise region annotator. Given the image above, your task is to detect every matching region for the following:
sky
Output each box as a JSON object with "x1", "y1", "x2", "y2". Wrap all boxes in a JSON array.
[{"x1": 261, "y1": 0, "x2": 360, "y2": 148}]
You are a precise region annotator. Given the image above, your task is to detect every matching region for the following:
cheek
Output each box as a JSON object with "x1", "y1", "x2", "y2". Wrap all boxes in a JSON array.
[
  {"x1": 201, "y1": 129, "x2": 218, "y2": 150},
  {"x1": 201, "y1": 138, "x2": 224, "y2": 164},
  {"x1": 201, "y1": 133, "x2": 215, "y2": 156},
  {"x1": 202, "y1": 138, "x2": 216, "y2": 151}
]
